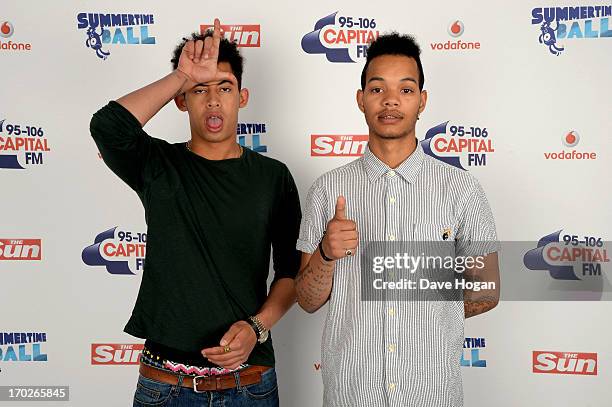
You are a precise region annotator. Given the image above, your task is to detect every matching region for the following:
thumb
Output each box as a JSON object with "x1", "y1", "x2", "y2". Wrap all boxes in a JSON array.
[
  {"x1": 220, "y1": 323, "x2": 242, "y2": 347},
  {"x1": 334, "y1": 196, "x2": 347, "y2": 220}
]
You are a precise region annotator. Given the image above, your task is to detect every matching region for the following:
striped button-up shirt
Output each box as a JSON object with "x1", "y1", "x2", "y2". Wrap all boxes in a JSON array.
[{"x1": 297, "y1": 144, "x2": 499, "y2": 407}]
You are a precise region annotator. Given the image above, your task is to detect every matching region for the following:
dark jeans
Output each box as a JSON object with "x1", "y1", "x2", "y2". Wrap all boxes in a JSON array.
[{"x1": 133, "y1": 368, "x2": 279, "y2": 407}]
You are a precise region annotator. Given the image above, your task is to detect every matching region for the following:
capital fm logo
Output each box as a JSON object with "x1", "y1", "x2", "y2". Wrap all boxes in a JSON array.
[
  {"x1": 0, "y1": 239, "x2": 41, "y2": 260},
  {"x1": 200, "y1": 24, "x2": 260, "y2": 47},
  {"x1": 0, "y1": 20, "x2": 32, "y2": 52},
  {"x1": 0, "y1": 119, "x2": 51, "y2": 170},
  {"x1": 238, "y1": 122, "x2": 267, "y2": 153},
  {"x1": 430, "y1": 20, "x2": 481, "y2": 51},
  {"x1": 311, "y1": 135, "x2": 369, "y2": 157},
  {"x1": 76, "y1": 12, "x2": 156, "y2": 60},
  {"x1": 531, "y1": 5, "x2": 611, "y2": 56},
  {"x1": 461, "y1": 337, "x2": 487, "y2": 367},
  {"x1": 0, "y1": 332, "x2": 47, "y2": 362},
  {"x1": 421, "y1": 121, "x2": 494, "y2": 169},
  {"x1": 544, "y1": 130, "x2": 597, "y2": 160},
  {"x1": 524, "y1": 230, "x2": 609, "y2": 288},
  {"x1": 301, "y1": 12, "x2": 380, "y2": 62},
  {"x1": 533, "y1": 351, "x2": 597, "y2": 375},
  {"x1": 82, "y1": 227, "x2": 146, "y2": 275}
]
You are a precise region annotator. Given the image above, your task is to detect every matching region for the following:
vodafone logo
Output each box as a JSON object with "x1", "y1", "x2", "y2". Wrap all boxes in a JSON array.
[
  {"x1": 448, "y1": 20, "x2": 464, "y2": 37},
  {"x1": 544, "y1": 130, "x2": 596, "y2": 160},
  {"x1": 532, "y1": 351, "x2": 597, "y2": 375},
  {"x1": 1, "y1": 21, "x2": 14, "y2": 38},
  {"x1": 563, "y1": 130, "x2": 580, "y2": 147},
  {"x1": 311, "y1": 135, "x2": 368, "y2": 157}
]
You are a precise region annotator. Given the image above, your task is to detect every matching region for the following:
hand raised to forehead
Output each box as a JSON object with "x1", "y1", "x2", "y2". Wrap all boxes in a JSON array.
[{"x1": 177, "y1": 18, "x2": 236, "y2": 87}]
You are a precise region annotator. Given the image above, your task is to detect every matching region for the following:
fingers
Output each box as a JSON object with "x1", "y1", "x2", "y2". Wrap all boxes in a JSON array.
[
  {"x1": 211, "y1": 18, "x2": 222, "y2": 59},
  {"x1": 203, "y1": 36, "x2": 213, "y2": 60},
  {"x1": 334, "y1": 196, "x2": 346, "y2": 220},
  {"x1": 220, "y1": 323, "x2": 241, "y2": 347},
  {"x1": 193, "y1": 40, "x2": 204, "y2": 63},
  {"x1": 183, "y1": 40, "x2": 195, "y2": 60}
]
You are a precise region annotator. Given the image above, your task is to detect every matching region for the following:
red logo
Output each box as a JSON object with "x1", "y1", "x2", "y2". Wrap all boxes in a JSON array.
[
  {"x1": 91, "y1": 343, "x2": 144, "y2": 365},
  {"x1": 532, "y1": 351, "x2": 597, "y2": 375},
  {"x1": 311, "y1": 135, "x2": 368, "y2": 157},
  {"x1": 0, "y1": 239, "x2": 41, "y2": 260},
  {"x1": 1, "y1": 21, "x2": 14, "y2": 38},
  {"x1": 448, "y1": 20, "x2": 464, "y2": 37},
  {"x1": 200, "y1": 24, "x2": 260, "y2": 47}
]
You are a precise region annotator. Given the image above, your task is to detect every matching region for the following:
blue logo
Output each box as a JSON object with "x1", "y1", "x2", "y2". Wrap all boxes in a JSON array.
[
  {"x1": 237, "y1": 122, "x2": 268, "y2": 153},
  {"x1": 524, "y1": 230, "x2": 609, "y2": 281},
  {"x1": 531, "y1": 6, "x2": 612, "y2": 55},
  {"x1": 0, "y1": 332, "x2": 47, "y2": 362},
  {"x1": 301, "y1": 12, "x2": 379, "y2": 63},
  {"x1": 421, "y1": 121, "x2": 494, "y2": 170},
  {"x1": 82, "y1": 227, "x2": 146, "y2": 275},
  {"x1": 461, "y1": 337, "x2": 487, "y2": 367},
  {"x1": 76, "y1": 13, "x2": 156, "y2": 60}
]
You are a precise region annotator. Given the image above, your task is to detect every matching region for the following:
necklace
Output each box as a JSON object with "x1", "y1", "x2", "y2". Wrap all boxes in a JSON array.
[{"x1": 186, "y1": 140, "x2": 243, "y2": 159}]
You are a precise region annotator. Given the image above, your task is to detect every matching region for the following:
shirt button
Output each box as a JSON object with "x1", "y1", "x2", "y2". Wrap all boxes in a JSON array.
[
  {"x1": 387, "y1": 170, "x2": 396, "y2": 177},
  {"x1": 389, "y1": 197, "x2": 396, "y2": 204},
  {"x1": 389, "y1": 308, "x2": 395, "y2": 316},
  {"x1": 388, "y1": 344, "x2": 396, "y2": 352},
  {"x1": 389, "y1": 235, "x2": 396, "y2": 241},
  {"x1": 389, "y1": 383, "x2": 396, "y2": 391}
]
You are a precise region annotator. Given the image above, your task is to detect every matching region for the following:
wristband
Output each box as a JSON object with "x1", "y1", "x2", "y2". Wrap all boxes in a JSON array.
[{"x1": 318, "y1": 231, "x2": 334, "y2": 262}]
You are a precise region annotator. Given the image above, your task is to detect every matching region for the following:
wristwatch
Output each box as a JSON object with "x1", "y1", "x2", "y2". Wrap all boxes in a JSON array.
[{"x1": 248, "y1": 316, "x2": 269, "y2": 344}]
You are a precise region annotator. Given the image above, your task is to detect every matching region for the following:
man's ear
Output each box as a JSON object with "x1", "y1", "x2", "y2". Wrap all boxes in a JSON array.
[
  {"x1": 174, "y1": 93, "x2": 188, "y2": 112},
  {"x1": 356, "y1": 89, "x2": 365, "y2": 113},
  {"x1": 418, "y1": 89, "x2": 428, "y2": 115},
  {"x1": 239, "y1": 88, "x2": 249, "y2": 108}
]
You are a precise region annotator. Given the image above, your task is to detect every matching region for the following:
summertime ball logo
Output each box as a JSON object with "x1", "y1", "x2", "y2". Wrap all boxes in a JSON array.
[
  {"x1": 531, "y1": 5, "x2": 611, "y2": 55},
  {"x1": 421, "y1": 121, "x2": 494, "y2": 170},
  {"x1": 238, "y1": 122, "x2": 268, "y2": 153},
  {"x1": 461, "y1": 337, "x2": 487, "y2": 368},
  {"x1": 302, "y1": 12, "x2": 380, "y2": 62},
  {"x1": 82, "y1": 227, "x2": 146, "y2": 275},
  {"x1": 0, "y1": 332, "x2": 47, "y2": 362},
  {"x1": 76, "y1": 12, "x2": 156, "y2": 60}
]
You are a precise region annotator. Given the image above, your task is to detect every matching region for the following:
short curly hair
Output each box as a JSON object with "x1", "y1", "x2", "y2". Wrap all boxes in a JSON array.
[
  {"x1": 360, "y1": 32, "x2": 424, "y2": 91},
  {"x1": 171, "y1": 31, "x2": 244, "y2": 89}
]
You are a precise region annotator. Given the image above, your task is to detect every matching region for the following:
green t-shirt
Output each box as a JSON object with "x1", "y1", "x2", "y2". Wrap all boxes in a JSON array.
[{"x1": 90, "y1": 101, "x2": 302, "y2": 367}]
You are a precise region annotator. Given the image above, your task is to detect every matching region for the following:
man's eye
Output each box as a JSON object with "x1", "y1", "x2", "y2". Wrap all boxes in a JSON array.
[
  {"x1": 371, "y1": 88, "x2": 382, "y2": 93},
  {"x1": 402, "y1": 89, "x2": 414, "y2": 94},
  {"x1": 194, "y1": 89, "x2": 206, "y2": 94},
  {"x1": 220, "y1": 87, "x2": 232, "y2": 93}
]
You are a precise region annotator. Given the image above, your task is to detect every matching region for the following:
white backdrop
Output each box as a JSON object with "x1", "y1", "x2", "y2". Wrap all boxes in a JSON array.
[{"x1": 1, "y1": 0, "x2": 611, "y2": 406}]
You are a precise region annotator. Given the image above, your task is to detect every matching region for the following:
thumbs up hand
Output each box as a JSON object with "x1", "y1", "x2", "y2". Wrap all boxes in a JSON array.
[{"x1": 321, "y1": 196, "x2": 359, "y2": 260}]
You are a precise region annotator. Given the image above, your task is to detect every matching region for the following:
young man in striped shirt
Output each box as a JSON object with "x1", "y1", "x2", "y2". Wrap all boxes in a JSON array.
[{"x1": 295, "y1": 33, "x2": 500, "y2": 407}]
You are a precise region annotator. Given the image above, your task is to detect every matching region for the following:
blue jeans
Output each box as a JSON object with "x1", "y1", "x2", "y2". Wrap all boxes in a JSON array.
[{"x1": 132, "y1": 368, "x2": 279, "y2": 407}]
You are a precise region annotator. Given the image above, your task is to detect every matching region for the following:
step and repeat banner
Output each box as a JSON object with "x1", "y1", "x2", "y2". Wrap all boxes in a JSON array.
[{"x1": 1, "y1": 0, "x2": 611, "y2": 406}]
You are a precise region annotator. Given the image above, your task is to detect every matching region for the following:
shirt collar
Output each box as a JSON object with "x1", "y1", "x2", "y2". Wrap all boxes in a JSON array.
[{"x1": 362, "y1": 142, "x2": 425, "y2": 184}]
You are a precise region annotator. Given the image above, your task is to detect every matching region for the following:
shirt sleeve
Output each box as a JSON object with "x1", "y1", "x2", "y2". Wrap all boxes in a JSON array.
[
  {"x1": 89, "y1": 101, "x2": 162, "y2": 193},
  {"x1": 455, "y1": 180, "x2": 501, "y2": 258},
  {"x1": 270, "y1": 165, "x2": 303, "y2": 282},
  {"x1": 296, "y1": 180, "x2": 329, "y2": 254}
]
